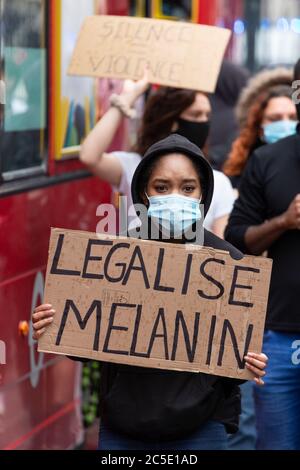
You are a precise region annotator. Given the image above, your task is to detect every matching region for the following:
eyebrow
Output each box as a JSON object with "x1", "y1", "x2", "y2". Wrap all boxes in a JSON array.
[
  {"x1": 182, "y1": 178, "x2": 198, "y2": 183},
  {"x1": 151, "y1": 178, "x2": 198, "y2": 183},
  {"x1": 151, "y1": 178, "x2": 169, "y2": 183},
  {"x1": 266, "y1": 113, "x2": 296, "y2": 119}
]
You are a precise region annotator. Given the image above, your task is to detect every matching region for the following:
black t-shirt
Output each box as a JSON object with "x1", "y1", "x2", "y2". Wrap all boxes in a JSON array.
[{"x1": 225, "y1": 132, "x2": 300, "y2": 332}]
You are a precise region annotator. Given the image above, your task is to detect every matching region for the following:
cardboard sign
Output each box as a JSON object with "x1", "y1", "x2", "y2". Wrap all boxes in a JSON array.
[
  {"x1": 68, "y1": 16, "x2": 231, "y2": 92},
  {"x1": 38, "y1": 228, "x2": 272, "y2": 380}
]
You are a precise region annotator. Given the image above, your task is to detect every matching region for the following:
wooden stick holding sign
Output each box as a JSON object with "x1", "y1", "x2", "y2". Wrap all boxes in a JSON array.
[
  {"x1": 67, "y1": 16, "x2": 231, "y2": 92},
  {"x1": 39, "y1": 229, "x2": 272, "y2": 380}
]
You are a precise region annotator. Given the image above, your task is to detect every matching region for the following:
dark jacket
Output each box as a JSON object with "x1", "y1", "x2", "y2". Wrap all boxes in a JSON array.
[
  {"x1": 209, "y1": 60, "x2": 249, "y2": 170},
  {"x1": 225, "y1": 130, "x2": 300, "y2": 332},
  {"x1": 98, "y1": 135, "x2": 244, "y2": 442}
]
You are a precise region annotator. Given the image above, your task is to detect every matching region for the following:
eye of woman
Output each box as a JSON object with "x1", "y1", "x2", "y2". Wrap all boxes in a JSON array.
[
  {"x1": 154, "y1": 184, "x2": 168, "y2": 193},
  {"x1": 289, "y1": 113, "x2": 297, "y2": 121},
  {"x1": 183, "y1": 185, "x2": 196, "y2": 193},
  {"x1": 266, "y1": 115, "x2": 281, "y2": 122}
]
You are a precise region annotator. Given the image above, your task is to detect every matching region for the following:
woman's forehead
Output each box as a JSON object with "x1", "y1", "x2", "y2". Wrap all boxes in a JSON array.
[
  {"x1": 149, "y1": 153, "x2": 199, "y2": 177},
  {"x1": 185, "y1": 93, "x2": 211, "y2": 112},
  {"x1": 155, "y1": 152, "x2": 195, "y2": 165},
  {"x1": 265, "y1": 96, "x2": 296, "y2": 114}
]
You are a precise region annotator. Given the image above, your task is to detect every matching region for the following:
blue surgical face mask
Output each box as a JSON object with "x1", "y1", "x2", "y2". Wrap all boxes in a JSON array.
[
  {"x1": 146, "y1": 193, "x2": 202, "y2": 238},
  {"x1": 262, "y1": 120, "x2": 297, "y2": 144}
]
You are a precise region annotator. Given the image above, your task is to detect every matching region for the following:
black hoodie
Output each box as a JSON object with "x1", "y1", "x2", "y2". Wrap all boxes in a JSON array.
[{"x1": 99, "y1": 135, "x2": 244, "y2": 442}]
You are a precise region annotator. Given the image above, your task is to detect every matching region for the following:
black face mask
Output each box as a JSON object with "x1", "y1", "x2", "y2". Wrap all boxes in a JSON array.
[{"x1": 176, "y1": 118, "x2": 210, "y2": 150}]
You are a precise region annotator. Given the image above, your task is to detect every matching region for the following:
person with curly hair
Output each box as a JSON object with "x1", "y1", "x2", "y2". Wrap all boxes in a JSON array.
[{"x1": 223, "y1": 68, "x2": 297, "y2": 191}]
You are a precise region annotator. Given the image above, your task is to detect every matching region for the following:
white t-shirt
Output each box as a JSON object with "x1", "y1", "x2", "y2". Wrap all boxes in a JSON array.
[
  {"x1": 112, "y1": 151, "x2": 141, "y2": 211},
  {"x1": 112, "y1": 151, "x2": 235, "y2": 232},
  {"x1": 203, "y1": 170, "x2": 235, "y2": 230}
]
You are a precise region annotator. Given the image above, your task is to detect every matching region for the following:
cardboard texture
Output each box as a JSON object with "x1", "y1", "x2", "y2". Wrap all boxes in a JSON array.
[
  {"x1": 38, "y1": 228, "x2": 272, "y2": 380},
  {"x1": 67, "y1": 15, "x2": 231, "y2": 92}
]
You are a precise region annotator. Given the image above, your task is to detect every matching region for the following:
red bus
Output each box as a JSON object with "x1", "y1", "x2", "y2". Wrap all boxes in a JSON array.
[
  {"x1": 1, "y1": 0, "x2": 299, "y2": 451},
  {"x1": 0, "y1": 0, "x2": 123, "y2": 450}
]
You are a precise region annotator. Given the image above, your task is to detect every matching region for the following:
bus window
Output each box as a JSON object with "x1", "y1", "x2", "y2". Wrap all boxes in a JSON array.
[
  {"x1": 213, "y1": 0, "x2": 300, "y2": 71},
  {"x1": 153, "y1": 0, "x2": 194, "y2": 21},
  {"x1": 0, "y1": 0, "x2": 47, "y2": 178},
  {"x1": 254, "y1": 0, "x2": 300, "y2": 69},
  {"x1": 56, "y1": 0, "x2": 97, "y2": 159},
  {"x1": 129, "y1": 0, "x2": 146, "y2": 17}
]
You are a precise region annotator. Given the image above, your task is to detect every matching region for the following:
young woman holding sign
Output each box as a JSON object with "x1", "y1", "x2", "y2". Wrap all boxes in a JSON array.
[
  {"x1": 33, "y1": 134, "x2": 268, "y2": 450},
  {"x1": 79, "y1": 72, "x2": 235, "y2": 238}
]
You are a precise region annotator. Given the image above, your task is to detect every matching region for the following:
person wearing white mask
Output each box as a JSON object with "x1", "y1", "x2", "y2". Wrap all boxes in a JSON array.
[{"x1": 224, "y1": 68, "x2": 297, "y2": 191}]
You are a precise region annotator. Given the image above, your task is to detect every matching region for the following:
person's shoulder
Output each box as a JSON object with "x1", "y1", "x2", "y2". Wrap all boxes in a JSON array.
[
  {"x1": 211, "y1": 170, "x2": 235, "y2": 208},
  {"x1": 213, "y1": 169, "x2": 233, "y2": 188},
  {"x1": 254, "y1": 134, "x2": 299, "y2": 161},
  {"x1": 112, "y1": 151, "x2": 142, "y2": 164},
  {"x1": 245, "y1": 135, "x2": 299, "y2": 180},
  {"x1": 204, "y1": 229, "x2": 243, "y2": 260}
]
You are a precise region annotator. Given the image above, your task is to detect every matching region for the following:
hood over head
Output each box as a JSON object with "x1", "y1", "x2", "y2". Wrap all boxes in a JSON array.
[
  {"x1": 131, "y1": 133, "x2": 214, "y2": 218},
  {"x1": 236, "y1": 67, "x2": 293, "y2": 128},
  {"x1": 214, "y1": 60, "x2": 249, "y2": 107}
]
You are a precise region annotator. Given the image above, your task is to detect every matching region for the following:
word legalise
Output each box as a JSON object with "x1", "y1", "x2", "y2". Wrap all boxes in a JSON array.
[{"x1": 51, "y1": 235, "x2": 258, "y2": 303}]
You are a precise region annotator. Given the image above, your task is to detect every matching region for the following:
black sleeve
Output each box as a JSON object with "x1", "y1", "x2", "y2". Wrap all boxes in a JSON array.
[
  {"x1": 225, "y1": 151, "x2": 267, "y2": 253},
  {"x1": 204, "y1": 229, "x2": 244, "y2": 260},
  {"x1": 223, "y1": 377, "x2": 246, "y2": 386},
  {"x1": 67, "y1": 355, "x2": 90, "y2": 363}
]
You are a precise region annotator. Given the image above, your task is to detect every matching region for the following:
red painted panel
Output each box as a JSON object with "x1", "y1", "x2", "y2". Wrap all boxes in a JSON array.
[{"x1": 0, "y1": 176, "x2": 111, "y2": 449}]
